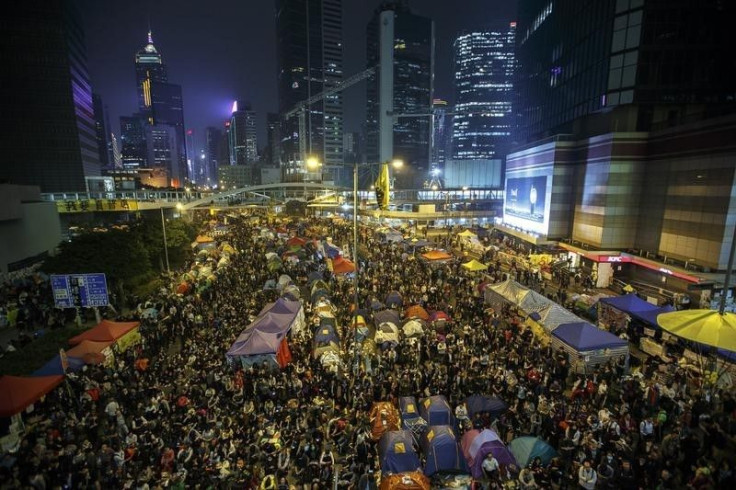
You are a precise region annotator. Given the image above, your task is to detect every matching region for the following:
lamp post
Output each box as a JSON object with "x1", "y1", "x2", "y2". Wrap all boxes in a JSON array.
[
  {"x1": 351, "y1": 159, "x2": 402, "y2": 376},
  {"x1": 160, "y1": 207, "x2": 170, "y2": 273}
]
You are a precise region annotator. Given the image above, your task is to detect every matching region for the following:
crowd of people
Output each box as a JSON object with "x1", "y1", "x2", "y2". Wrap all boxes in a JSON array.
[{"x1": 0, "y1": 215, "x2": 734, "y2": 490}]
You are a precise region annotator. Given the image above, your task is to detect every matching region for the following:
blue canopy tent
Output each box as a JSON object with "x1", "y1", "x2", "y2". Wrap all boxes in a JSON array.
[
  {"x1": 385, "y1": 291, "x2": 403, "y2": 309},
  {"x1": 32, "y1": 354, "x2": 85, "y2": 376},
  {"x1": 226, "y1": 329, "x2": 287, "y2": 368},
  {"x1": 420, "y1": 425, "x2": 468, "y2": 476},
  {"x1": 551, "y1": 322, "x2": 629, "y2": 373},
  {"x1": 419, "y1": 395, "x2": 455, "y2": 427},
  {"x1": 378, "y1": 430, "x2": 421, "y2": 474},
  {"x1": 465, "y1": 395, "x2": 508, "y2": 419},
  {"x1": 635, "y1": 304, "x2": 676, "y2": 328},
  {"x1": 324, "y1": 242, "x2": 342, "y2": 259},
  {"x1": 508, "y1": 437, "x2": 558, "y2": 467},
  {"x1": 598, "y1": 293, "x2": 659, "y2": 324}
]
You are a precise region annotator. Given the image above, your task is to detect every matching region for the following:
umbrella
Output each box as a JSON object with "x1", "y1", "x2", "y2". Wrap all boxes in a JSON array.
[
  {"x1": 657, "y1": 310, "x2": 736, "y2": 352},
  {"x1": 508, "y1": 437, "x2": 557, "y2": 467}
]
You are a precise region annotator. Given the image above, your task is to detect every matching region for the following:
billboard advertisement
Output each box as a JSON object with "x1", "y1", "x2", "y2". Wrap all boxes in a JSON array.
[{"x1": 503, "y1": 174, "x2": 551, "y2": 235}]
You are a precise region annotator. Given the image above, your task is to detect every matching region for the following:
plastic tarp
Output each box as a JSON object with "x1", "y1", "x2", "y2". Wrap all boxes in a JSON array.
[
  {"x1": 460, "y1": 429, "x2": 516, "y2": 479},
  {"x1": 508, "y1": 437, "x2": 558, "y2": 467},
  {"x1": 421, "y1": 425, "x2": 468, "y2": 476},
  {"x1": 375, "y1": 309, "x2": 401, "y2": 327},
  {"x1": 421, "y1": 250, "x2": 453, "y2": 261},
  {"x1": 378, "y1": 430, "x2": 421, "y2": 474},
  {"x1": 385, "y1": 291, "x2": 403, "y2": 309},
  {"x1": 552, "y1": 322, "x2": 628, "y2": 351},
  {"x1": 370, "y1": 402, "x2": 401, "y2": 441},
  {"x1": 68, "y1": 320, "x2": 140, "y2": 346},
  {"x1": 402, "y1": 319, "x2": 424, "y2": 337},
  {"x1": 419, "y1": 395, "x2": 455, "y2": 427},
  {"x1": 535, "y1": 304, "x2": 584, "y2": 332},
  {"x1": 0, "y1": 375, "x2": 65, "y2": 417},
  {"x1": 379, "y1": 471, "x2": 430, "y2": 490},
  {"x1": 405, "y1": 305, "x2": 430, "y2": 321},
  {"x1": 465, "y1": 395, "x2": 508, "y2": 419}
]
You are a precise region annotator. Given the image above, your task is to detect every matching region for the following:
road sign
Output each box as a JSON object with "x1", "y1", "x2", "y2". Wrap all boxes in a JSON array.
[{"x1": 50, "y1": 273, "x2": 109, "y2": 308}]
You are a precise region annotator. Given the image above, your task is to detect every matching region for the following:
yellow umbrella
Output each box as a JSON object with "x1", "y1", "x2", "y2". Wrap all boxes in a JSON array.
[{"x1": 657, "y1": 310, "x2": 736, "y2": 352}]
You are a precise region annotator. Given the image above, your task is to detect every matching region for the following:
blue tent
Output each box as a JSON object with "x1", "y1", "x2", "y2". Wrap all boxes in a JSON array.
[
  {"x1": 374, "y1": 309, "x2": 401, "y2": 327},
  {"x1": 419, "y1": 395, "x2": 455, "y2": 427},
  {"x1": 399, "y1": 396, "x2": 425, "y2": 429},
  {"x1": 385, "y1": 291, "x2": 403, "y2": 309},
  {"x1": 32, "y1": 354, "x2": 85, "y2": 377},
  {"x1": 324, "y1": 242, "x2": 342, "y2": 259},
  {"x1": 378, "y1": 430, "x2": 421, "y2": 474},
  {"x1": 635, "y1": 304, "x2": 675, "y2": 328},
  {"x1": 314, "y1": 324, "x2": 339, "y2": 347},
  {"x1": 465, "y1": 395, "x2": 508, "y2": 419},
  {"x1": 599, "y1": 294, "x2": 659, "y2": 322},
  {"x1": 508, "y1": 437, "x2": 557, "y2": 467},
  {"x1": 307, "y1": 271, "x2": 323, "y2": 285},
  {"x1": 420, "y1": 425, "x2": 468, "y2": 476},
  {"x1": 552, "y1": 322, "x2": 628, "y2": 351},
  {"x1": 227, "y1": 329, "x2": 285, "y2": 357}
]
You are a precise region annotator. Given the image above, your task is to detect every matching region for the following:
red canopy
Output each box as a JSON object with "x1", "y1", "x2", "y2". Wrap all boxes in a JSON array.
[
  {"x1": 421, "y1": 250, "x2": 452, "y2": 261},
  {"x1": 0, "y1": 375, "x2": 64, "y2": 417},
  {"x1": 66, "y1": 340, "x2": 112, "y2": 364},
  {"x1": 68, "y1": 320, "x2": 140, "y2": 346},
  {"x1": 286, "y1": 236, "x2": 307, "y2": 247},
  {"x1": 332, "y1": 257, "x2": 356, "y2": 274}
]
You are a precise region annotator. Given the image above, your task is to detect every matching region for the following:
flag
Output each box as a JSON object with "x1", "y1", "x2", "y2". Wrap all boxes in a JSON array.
[{"x1": 374, "y1": 163, "x2": 390, "y2": 210}]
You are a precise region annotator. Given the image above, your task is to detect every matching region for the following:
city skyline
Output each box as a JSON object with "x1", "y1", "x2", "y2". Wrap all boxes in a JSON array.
[{"x1": 77, "y1": 0, "x2": 517, "y2": 150}]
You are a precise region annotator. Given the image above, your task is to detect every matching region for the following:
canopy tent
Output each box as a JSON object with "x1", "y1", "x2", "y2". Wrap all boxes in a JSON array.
[
  {"x1": 598, "y1": 294, "x2": 659, "y2": 325},
  {"x1": 332, "y1": 257, "x2": 356, "y2": 274},
  {"x1": 460, "y1": 429, "x2": 516, "y2": 479},
  {"x1": 636, "y1": 304, "x2": 675, "y2": 328},
  {"x1": 402, "y1": 319, "x2": 425, "y2": 338},
  {"x1": 0, "y1": 375, "x2": 65, "y2": 417},
  {"x1": 419, "y1": 395, "x2": 455, "y2": 427},
  {"x1": 484, "y1": 279, "x2": 553, "y2": 313},
  {"x1": 405, "y1": 305, "x2": 430, "y2": 321},
  {"x1": 286, "y1": 236, "x2": 306, "y2": 247},
  {"x1": 465, "y1": 395, "x2": 508, "y2": 419},
  {"x1": 378, "y1": 430, "x2": 421, "y2": 474},
  {"x1": 324, "y1": 242, "x2": 342, "y2": 259},
  {"x1": 66, "y1": 340, "x2": 111, "y2": 365},
  {"x1": 420, "y1": 425, "x2": 468, "y2": 477},
  {"x1": 551, "y1": 322, "x2": 629, "y2": 373},
  {"x1": 375, "y1": 309, "x2": 401, "y2": 327},
  {"x1": 534, "y1": 304, "x2": 584, "y2": 332},
  {"x1": 379, "y1": 471, "x2": 430, "y2": 490},
  {"x1": 370, "y1": 402, "x2": 401, "y2": 441},
  {"x1": 461, "y1": 259, "x2": 488, "y2": 272},
  {"x1": 657, "y1": 310, "x2": 736, "y2": 352},
  {"x1": 508, "y1": 437, "x2": 558, "y2": 467},
  {"x1": 32, "y1": 354, "x2": 85, "y2": 376},
  {"x1": 385, "y1": 291, "x2": 403, "y2": 309},
  {"x1": 68, "y1": 320, "x2": 140, "y2": 346},
  {"x1": 227, "y1": 329, "x2": 286, "y2": 357},
  {"x1": 421, "y1": 250, "x2": 453, "y2": 261}
]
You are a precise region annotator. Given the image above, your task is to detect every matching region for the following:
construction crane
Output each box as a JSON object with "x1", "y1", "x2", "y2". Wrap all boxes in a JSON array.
[{"x1": 284, "y1": 66, "x2": 376, "y2": 167}]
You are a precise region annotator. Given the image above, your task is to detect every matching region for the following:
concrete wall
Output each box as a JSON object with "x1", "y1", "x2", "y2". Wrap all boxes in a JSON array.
[{"x1": 0, "y1": 201, "x2": 62, "y2": 273}]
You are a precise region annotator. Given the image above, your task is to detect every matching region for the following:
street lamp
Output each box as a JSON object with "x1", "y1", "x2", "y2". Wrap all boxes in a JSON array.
[
  {"x1": 351, "y1": 159, "x2": 402, "y2": 375},
  {"x1": 160, "y1": 207, "x2": 170, "y2": 273}
]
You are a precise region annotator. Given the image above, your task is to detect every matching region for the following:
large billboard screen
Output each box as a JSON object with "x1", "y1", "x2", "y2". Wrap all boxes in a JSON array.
[{"x1": 503, "y1": 174, "x2": 551, "y2": 235}]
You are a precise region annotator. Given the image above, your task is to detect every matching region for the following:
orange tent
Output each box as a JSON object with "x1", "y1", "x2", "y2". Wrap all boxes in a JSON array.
[
  {"x1": 369, "y1": 401, "x2": 400, "y2": 441},
  {"x1": 66, "y1": 340, "x2": 112, "y2": 365},
  {"x1": 0, "y1": 375, "x2": 65, "y2": 417},
  {"x1": 332, "y1": 257, "x2": 356, "y2": 274},
  {"x1": 404, "y1": 305, "x2": 430, "y2": 321},
  {"x1": 421, "y1": 250, "x2": 452, "y2": 261},
  {"x1": 379, "y1": 471, "x2": 430, "y2": 490},
  {"x1": 286, "y1": 236, "x2": 307, "y2": 247},
  {"x1": 68, "y1": 320, "x2": 140, "y2": 346}
]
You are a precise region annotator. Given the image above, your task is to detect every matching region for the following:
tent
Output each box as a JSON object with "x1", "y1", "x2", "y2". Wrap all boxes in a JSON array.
[
  {"x1": 375, "y1": 322, "x2": 400, "y2": 347},
  {"x1": 314, "y1": 323, "x2": 340, "y2": 347},
  {"x1": 421, "y1": 425, "x2": 468, "y2": 476},
  {"x1": 0, "y1": 375, "x2": 65, "y2": 417},
  {"x1": 419, "y1": 395, "x2": 455, "y2": 427},
  {"x1": 386, "y1": 291, "x2": 403, "y2": 309},
  {"x1": 508, "y1": 437, "x2": 558, "y2": 467},
  {"x1": 324, "y1": 242, "x2": 342, "y2": 259},
  {"x1": 461, "y1": 259, "x2": 488, "y2": 272},
  {"x1": 598, "y1": 294, "x2": 660, "y2": 325},
  {"x1": 399, "y1": 396, "x2": 422, "y2": 424},
  {"x1": 460, "y1": 429, "x2": 516, "y2": 479},
  {"x1": 66, "y1": 340, "x2": 112, "y2": 365},
  {"x1": 421, "y1": 250, "x2": 453, "y2": 261},
  {"x1": 485, "y1": 279, "x2": 553, "y2": 314},
  {"x1": 277, "y1": 274, "x2": 293, "y2": 290},
  {"x1": 465, "y1": 395, "x2": 508, "y2": 419},
  {"x1": 375, "y1": 309, "x2": 401, "y2": 327},
  {"x1": 32, "y1": 354, "x2": 85, "y2": 376},
  {"x1": 331, "y1": 257, "x2": 356, "y2": 274},
  {"x1": 458, "y1": 230, "x2": 476, "y2": 238},
  {"x1": 378, "y1": 430, "x2": 421, "y2": 474},
  {"x1": 286, "y1": 236, "x2": 306, "y2": 247},
  {"x1": 402, "y1": 319, "x2": 424, "y2": 338},
  {"x1": 636, "y1": 304, "x2": 676, "y2": 328},
  {"x1": 68, "y1": 320, "x2": 140, "y2": 346},
  {"x1": 405, "y1": 305, "x2": 430, "y2": 321},
  {"x1": 429, "y1": 311, "x2": 451, "y2": 323},
  {"x1": 370, "y1": 402, "x2": 401, "y2": 441},
  {"x1": 534, "y1": 304, "x2": 584, "y2": 332},
  {"x1": 379, "y1": 471, "x2": 430, "y2": 490},
  {"x1": 551, "y1": 322, "x2": 629, "y2": 373},
  {"x1": 195, "y1": 235, "x2": 215, "y2": 244},
  {"x1": 258, "y1": 298, "x2": 305, "y2": 335},
  {"x1": 311, "y1": 288, "x2": 331, "y2": 304},
  {"x1": 282, "y1": 284, "x2": 301, "y2": 301}
]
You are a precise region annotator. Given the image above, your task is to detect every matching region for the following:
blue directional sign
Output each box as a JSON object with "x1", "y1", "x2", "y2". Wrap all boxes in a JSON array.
[{"x1": 50, "y1": 273, "x2": 109, "y2": 308}]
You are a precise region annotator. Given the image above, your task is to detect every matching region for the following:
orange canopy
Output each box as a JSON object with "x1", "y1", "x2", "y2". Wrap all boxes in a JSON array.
[
  {"x1": 66, "y1": 340, "x2": 112, "y2": 364},
  {"x1": 421, "y1": 250, "x2": 452, "y2": 261},
  {"x1": 379, "y1": 471, "x2": 430, "y2": 490},
  {"x1": 404, "y1": 305, "x2": 430, "y2": 321},
  {"x1": 286, "y1": 236, "x2": 307, "y2": 247},
  {"x1": 332, "y1": 257, "x2": 356, "y2": 274},
  {"x1": 68, "y1": 320, "x2": 140, "y2": 346},
  {"x1": 0, "y1": 375, "x2": 65, "y2": 417},
  {"x1": 195, "y1": 235, "x2": 215, "y2": 243}
]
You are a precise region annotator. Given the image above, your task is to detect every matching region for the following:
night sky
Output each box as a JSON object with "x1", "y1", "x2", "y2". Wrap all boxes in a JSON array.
[{"x1": 78, "y1": 0, "x2": 517, "y2": 151}]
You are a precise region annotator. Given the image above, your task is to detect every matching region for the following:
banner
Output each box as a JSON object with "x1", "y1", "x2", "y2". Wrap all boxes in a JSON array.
[
  {"x1": 115, "y1": 328, "x2": 141, "y2": 352},
  {"x1": 374, "y1": 163, "x2": 390, "y2": 210},
  {"x1": 56, "y1": 199, "x2": 139, "y2": 213}
]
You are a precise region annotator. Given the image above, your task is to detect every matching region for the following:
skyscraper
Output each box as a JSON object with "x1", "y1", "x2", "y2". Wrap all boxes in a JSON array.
[
  {"x1": 276, "y1": 0, "x2": 344, "y2": 182},
  {"x1": 229, "y1": 101, "x2": 258, "y2": 166},
  {"x1": 119, "y1": 116, "x2": 148, "y2": 169},
  {"x1": 451, "y1": 24, "x2": 516, "y2": 160},
  {"x1": 266, "y1": 113, "x2": 282, "y2": 167},
  {"x1": 431, "y1": 99, "x2": 449, "y2": 167},
  {"x1": 204, "y1": 126, "x2": 222, "y2": 185},
  {"x1": 0, "y1": 0, "x2": 100, "y2": 192},
  {"x1": 135, "y1": 30, "x2": 167, "y2": 115},
  {"x1": 366, "y1": 1, "x2": 434, "y2": 187},
  {"x1": 92, "y1": 94, "x2": 110, "y2": 168}
]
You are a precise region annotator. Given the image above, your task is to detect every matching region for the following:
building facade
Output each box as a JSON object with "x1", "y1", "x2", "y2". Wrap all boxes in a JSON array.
[
  {"x1": 451, "y1": 24, "x2": 515, "y2": 160},
  {"x1": 92, "y1": 94, "x2": 110, "y2": 168},
  {"x1": 119, "y1": 116, "x2": 148, "y2": 169},
  {"x1": 431, "y1": 99, "x2": 450, "y2": 168},
  {"x1": 276, "y1": 0, "x2": 344, "y2": 182},
  {"x1": 229, "y1": 101, "x2": 258, "y2": 170},
  {"x1": 135, "y1": 30, "x2": 168, "y2": 115},
  {"x1": 0, "y1": 0, "x2": 100, "y2": 192},
  {"x1": 366, "y1": 2, "x2": 434, "y2": 188}
]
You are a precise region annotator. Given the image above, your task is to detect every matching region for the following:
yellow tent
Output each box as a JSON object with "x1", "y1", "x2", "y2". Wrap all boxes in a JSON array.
[
  {"x1": 461, "y1": 259, "x2": 488, "y2": 271},
  {"x1": 458, "y1": 230, "x2": 477, "y2": 238}
]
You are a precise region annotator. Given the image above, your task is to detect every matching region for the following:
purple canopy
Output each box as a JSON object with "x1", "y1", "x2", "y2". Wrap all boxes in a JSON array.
[{"x1": 227, "y1": 329, "x2": 284, "y2": 357}]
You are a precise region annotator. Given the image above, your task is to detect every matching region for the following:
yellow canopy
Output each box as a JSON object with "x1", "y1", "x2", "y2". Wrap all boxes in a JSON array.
[
  {"x1": 461, "y1": 259, "x2": 488, "y2": 271},
  {"x1": 657, "y1": 309, "x2": 736, "y2": 352},
  {"x1": 195, "y1": 235, "x2": 215, "y2": 243},
  {"x1": 458, "y1": 230, "x2": 477, "y2": 237}
]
